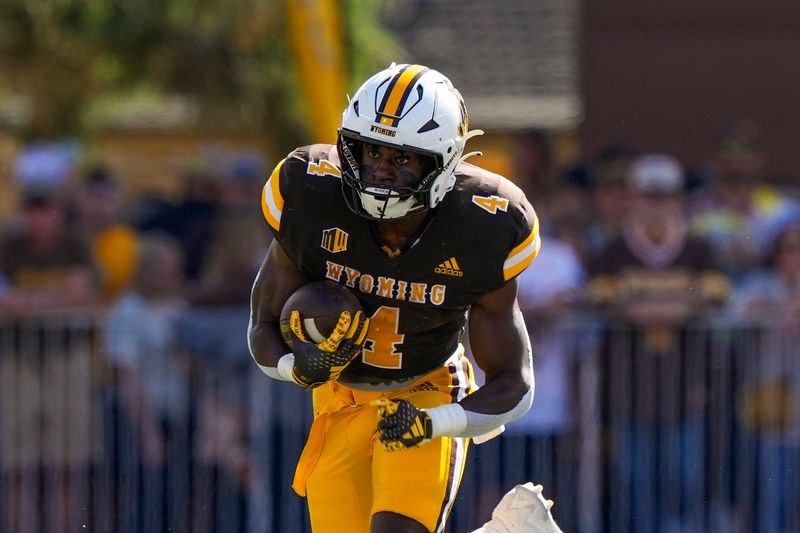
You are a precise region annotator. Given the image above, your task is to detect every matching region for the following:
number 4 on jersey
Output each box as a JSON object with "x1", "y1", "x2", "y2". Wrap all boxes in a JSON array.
[
  {"x1": 307, "y1": 159, "x2": 341, "y2": 177},
  {"x1": 362, "y1": 306, "x2": 404, "y2": 369},
  {"x1": 472, "y1": 194, "x2": 509, "y2": 214}
]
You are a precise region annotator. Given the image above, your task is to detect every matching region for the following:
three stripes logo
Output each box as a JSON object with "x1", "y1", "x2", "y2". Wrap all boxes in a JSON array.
[
  {"x1": 435, "y1": 257, "x2": 463, "y2": 277},
  {"x1": 321, "y1": 227, "x2": 349, "y2": 253},
  {"x1": 409, "y1": 381, "x2": 439, "y2": 393}
]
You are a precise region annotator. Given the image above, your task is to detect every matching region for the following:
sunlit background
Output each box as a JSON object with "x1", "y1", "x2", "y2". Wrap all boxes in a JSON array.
[{"x1": 0, "y1": 1, "x2": 799, "y2": 532}]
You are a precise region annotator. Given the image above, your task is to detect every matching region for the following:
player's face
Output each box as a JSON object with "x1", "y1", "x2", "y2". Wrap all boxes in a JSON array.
[{"x1": 360, "y1": 143, "x2": 424, "y2": 188}]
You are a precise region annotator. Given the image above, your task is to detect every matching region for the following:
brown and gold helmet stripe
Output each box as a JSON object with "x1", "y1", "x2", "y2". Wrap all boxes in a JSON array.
[{"x1": 376, "y1": 64, "x2": 429, "y2": 127}]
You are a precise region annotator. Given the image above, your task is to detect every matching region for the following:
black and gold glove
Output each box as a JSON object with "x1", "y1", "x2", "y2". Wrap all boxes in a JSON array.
[
  {"x1": 372, "y1": 399, "x2": 433, "y2": 451},
  {"x1": 289, "y1": 310, "x2": 369, "y2": 390}
]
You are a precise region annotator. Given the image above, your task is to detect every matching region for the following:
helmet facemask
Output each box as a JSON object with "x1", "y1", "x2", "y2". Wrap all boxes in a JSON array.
[{"x1": 338, "y1": 131, "x2": 441, "y2": 221}]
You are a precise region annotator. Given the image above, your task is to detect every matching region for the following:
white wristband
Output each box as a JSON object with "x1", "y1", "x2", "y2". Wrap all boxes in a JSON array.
[
  {"x1": 255, "y1": 353, "x2": 297, "y2": 383},
  {"x1": 425, "y1": 403, "x2": 468, "y2": 438},
  {"x1": 426, "y1": 388, "x2": 534, "y2": 439}
]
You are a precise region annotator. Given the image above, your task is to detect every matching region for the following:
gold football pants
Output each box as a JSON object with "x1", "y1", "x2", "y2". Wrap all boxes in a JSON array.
[{"x1": 292, "y1": 348, "x2": 476, "y2": 533}]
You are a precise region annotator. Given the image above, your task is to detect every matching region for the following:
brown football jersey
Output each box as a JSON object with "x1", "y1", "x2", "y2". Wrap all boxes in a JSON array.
[{"x1": 261, "y1": 144, "x2": 539, "y2": 381}]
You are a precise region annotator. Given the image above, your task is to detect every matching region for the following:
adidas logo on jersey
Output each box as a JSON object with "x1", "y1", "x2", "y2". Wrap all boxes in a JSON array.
[
  {"x1": 409, "y1": 381, "x2": 439, "y2": 393},
  {"x1": 435, "y1": 257, "x2": 463, "y2": 277}
]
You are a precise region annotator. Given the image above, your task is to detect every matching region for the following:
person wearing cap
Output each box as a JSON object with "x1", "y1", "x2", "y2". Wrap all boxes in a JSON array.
[
  {"x1": 689, "y1": 118, "x2": 800, "y2": 280},
  {"x1": 0, "y1": 179, "x2": 99, "y2": 314},
  {"x1": 584, "y1": 145, "x2": 638, "y2": 263},
  {"x1": 0, "y1": 177, "x2": 101, "y2": 533},
  {"x1": 586, "y1": 154, "x2": 730, "y2": 531}
]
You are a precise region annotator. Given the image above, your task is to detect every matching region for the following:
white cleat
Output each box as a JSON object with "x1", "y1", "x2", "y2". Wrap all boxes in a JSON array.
[{"x1": 471, "y1": 483, "x2": 563, "y2": 533}]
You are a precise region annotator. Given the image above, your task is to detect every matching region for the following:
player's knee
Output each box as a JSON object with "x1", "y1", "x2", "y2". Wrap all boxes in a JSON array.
[{"x1": 371, "y1": 511, "x2": 429, "y2": 533}]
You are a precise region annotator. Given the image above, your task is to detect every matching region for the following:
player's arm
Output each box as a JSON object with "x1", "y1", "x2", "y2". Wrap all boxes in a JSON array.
[
  {"x1": 424, "y1": 278, "x2": 533, "y2": 438},
  {"x1": 460, "y1": 277, "x2": 532, "y2": 419},
  {"x1": 375, "y1": 278, "x2": 533, "y2": 448},
  {"x1": 248, "y1": 238, "x2": 311, "y2": 379},
  {"x1": 248, "y1": 239, "x2": 370, "y2": 388}
]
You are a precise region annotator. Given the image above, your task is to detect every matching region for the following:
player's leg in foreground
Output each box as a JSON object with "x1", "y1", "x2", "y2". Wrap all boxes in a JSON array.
[
  {"x1": 304, "y1": 358, "x2": 472, "y2": 532},
  {"x1": 472, "y1": 482, "x2": 563, "y2": 533}
]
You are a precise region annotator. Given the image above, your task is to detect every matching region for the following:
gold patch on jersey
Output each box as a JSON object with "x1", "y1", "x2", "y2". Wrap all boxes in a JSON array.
[
  {"x1": 381, "y1": 245, "x2": 402, "y2": 258},
  {"x1": 434, "y1": 257, "x2": 463, "y2": 277},
  {"x1": 472, "y1": 194, "x2": 509, "y2": 214},
  {"x1": 321, "y1": 227, "x2": 349, "y2": 253}
]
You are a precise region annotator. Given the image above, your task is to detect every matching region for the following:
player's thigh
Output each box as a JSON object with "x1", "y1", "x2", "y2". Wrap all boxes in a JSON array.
[
  {"x1": 306, "y1": 408, "x2": 376, "y2": 533},
  {"x1": 371, "y1": 511, "x2": 428, "y2": 532},
  {"x1": 372, "y1": 434, "x2": 470, "y2": 533}
]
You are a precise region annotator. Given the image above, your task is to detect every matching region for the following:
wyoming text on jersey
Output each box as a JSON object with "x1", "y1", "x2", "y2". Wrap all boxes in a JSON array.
[{"x1": 325, "y1": 260, "x2": 446, "y2": 305}]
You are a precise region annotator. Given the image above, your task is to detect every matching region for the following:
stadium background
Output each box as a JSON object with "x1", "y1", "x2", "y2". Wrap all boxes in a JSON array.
[{"x1": 0, "y1": 1, "x2": 799, "y2": 532}]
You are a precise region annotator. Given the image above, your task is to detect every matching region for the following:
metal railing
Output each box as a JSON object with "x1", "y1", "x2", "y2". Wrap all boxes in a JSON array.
[{"x1": 0, "y1": 311, "x2": 798, "y2": 532}]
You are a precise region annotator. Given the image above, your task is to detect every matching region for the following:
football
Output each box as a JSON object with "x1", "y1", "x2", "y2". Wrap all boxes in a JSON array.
[{"x1": 279, "y1": 281, "x2": 364, "y2": 345}]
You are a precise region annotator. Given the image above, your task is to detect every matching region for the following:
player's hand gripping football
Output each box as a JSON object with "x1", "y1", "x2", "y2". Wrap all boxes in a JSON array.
[
  {"x1": 288, "y1": 310, "x2": 369, "y2": 390},
  {"x1": 372, "y1": 399, "x2": 433, "y2": 451}
]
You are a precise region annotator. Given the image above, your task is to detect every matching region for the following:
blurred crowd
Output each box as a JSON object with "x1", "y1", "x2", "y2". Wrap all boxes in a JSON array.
[
  {"x1": 0, "y1": 145, "x2": 273, "y2": 532},
  {"x1": 505, "y1": 117, "x2": 800, "y2": 533},
  {"x1": 1, "y1": 117, "x2": 799, "y2": 532},
  {"x1": 4, "y1": 119, "x2": 798, "y2": 324}
]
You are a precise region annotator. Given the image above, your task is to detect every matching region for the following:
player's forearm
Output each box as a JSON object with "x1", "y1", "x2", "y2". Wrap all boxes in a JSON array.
[
  {"x1": 247, "y1": 319, "x2": 296, "y2": 381},
  {"x1": 427, "y1": 372, "x2": 533, "y2": 439},
  {"x1": 435, "y1": 292, "x2": 534, "y2": 438},
  {"x1": 462, "y1": 371, "x2": 533, "y2": 415}
]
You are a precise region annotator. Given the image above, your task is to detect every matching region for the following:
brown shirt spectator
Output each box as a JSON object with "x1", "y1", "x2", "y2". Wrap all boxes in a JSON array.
[
  {"x1": 588, "y1": 154, "x2": 729, "y2": 331},
  {"x1": 0, "y1": 181, "x2": 99, "y2": 314}
]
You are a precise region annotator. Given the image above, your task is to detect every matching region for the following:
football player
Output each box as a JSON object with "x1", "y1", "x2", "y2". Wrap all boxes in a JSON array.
[{"x1": 249, "y1": 63, "x2": 541, "y2": 533}]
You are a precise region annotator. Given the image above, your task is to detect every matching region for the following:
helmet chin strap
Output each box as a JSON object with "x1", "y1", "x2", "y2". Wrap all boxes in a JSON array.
[{"x1": 360, "y1": 187, "x2": 424, "y2": 220}]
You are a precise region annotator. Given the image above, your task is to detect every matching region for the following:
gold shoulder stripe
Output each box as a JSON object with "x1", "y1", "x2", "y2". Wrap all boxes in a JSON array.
[
  {"x1": 261, "y1": 158, "x2": 286, "y2": 231},
  {"x1": 502, "y1": 213, "x2": 541, "y2": 281}
]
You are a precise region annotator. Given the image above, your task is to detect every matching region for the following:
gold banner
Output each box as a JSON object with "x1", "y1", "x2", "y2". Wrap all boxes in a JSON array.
[{"x1": 286, "y1": 0, "x2": 347, "y2": 144}]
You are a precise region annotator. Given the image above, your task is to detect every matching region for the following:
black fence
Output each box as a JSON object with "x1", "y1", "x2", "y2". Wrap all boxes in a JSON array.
[{"x1": 0, "y1": 312, "x2": 798, "y2": 533}]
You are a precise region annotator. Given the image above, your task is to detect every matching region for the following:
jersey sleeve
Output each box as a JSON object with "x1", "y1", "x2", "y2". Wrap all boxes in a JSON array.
[
  {"x1": 260, "y1": 145, "x2": 339, "y2": 236},
  {"x1": 260, "y1": 157, "x2": 288, "y2": 234},
  {"x1": 258, "y1": 145, "x2": 343, "y2": 276},
  {"x1": 501, "y1": 194, "x2": 541, "y2": 281}
]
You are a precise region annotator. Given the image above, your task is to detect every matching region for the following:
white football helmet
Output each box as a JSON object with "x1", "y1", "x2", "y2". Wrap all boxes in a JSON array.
[{"x1": 337, "y1": 63, "x2": 483, "y2": 220}]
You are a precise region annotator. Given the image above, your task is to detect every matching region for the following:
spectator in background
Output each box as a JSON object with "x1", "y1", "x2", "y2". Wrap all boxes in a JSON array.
[
  {"x1": 587, "y1": 154, "x2": 730, "y2": 533},
  {"x1": 541, "y1": 174, "x2": 593, "y2": 265},
  {"x1": 104, "y1": 233, "x2": 191, "y2": 533},
  {"x1": 588, "y1": 154, "x2": 729, "y2": 329},
  {"x1": 135, "y1": 162, "x2": 222, "y2": 281},
  {"x1": 178, "y1": 151, "x2": 271, "y2": 394},
  {"x1": 584, "y1": 145, "x2": 637, "y2": 264},
  {"x1": 0, "y1": 177, "x2": 101, "y2": 533},
  {"x1": 75, "y1": 166, "x2": 140, "y2": 302},
  {"x1": 0, "y1": 180, "x2": 98, "y2": 314},
  {"x1": 185, "y1": 152, "x2": 270, "y2": 306},
  {"x1": 175, "y1": 153, "x2": 270, "y2": 531},
  {"x1": 729, "y1": 222, "x2": 800, "y2": 532},
  {"x1": 690, "y1": 118, "x2": 800, "y2": 280},
  {"x1": 729, "y1": 222, "x2": 800, "y2": 325}
]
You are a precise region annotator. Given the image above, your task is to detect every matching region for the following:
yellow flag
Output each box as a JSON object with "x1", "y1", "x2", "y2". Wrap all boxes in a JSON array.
[{"x1": 286, "y1": 0, "x2": 347, "y2": 144}]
